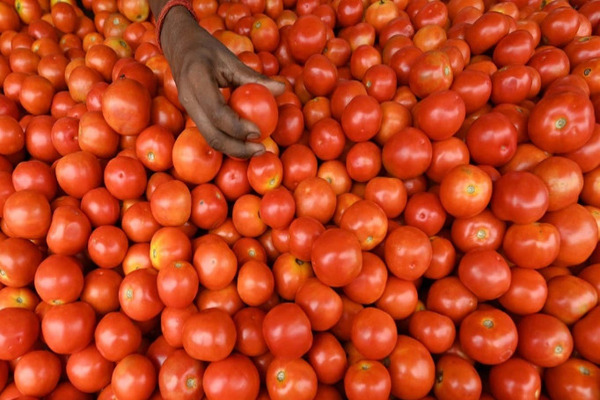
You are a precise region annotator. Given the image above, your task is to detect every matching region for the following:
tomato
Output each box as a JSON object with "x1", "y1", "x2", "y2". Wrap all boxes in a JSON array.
[
  {"x1": 543, "y1": 275, "x2": 598, "y2": 325},
  {"x1": 157, "y1": 261, "x2": 199, "y2": 309},
  {"x1": 158, "y1": 350, "x2": 205, "y2": 400},
  {"x1": 236, "y1": 260, "x2": 274, "y2": 306},
  {"x1": 81, "y1": 269, "x2": 122, "y2": 315},
  {"x1": 311, "y1": 228, "x2": 362, "y2": 287},
  {"x1": 542, "y1": 204, "x2": 598, "y2": 267},
  {"x1": 344, "y1": 360, "x2": 391, "y2": 400},
  {"x1": 545, "y1": 358, "x2": 600, "y2": 400},
  {"x1": 465, "y1": 111, "x2": 517, "y2": 167},
  {"x1": 409, "y1": 310, "x2": 455, "y2": 354},
  {"x1": 202, "y1": 354, "x2": 260, "y2": 400},
  {"x1": 408, "y1": 50, "x2": 453, "y2": 98},
  {"x1": 339, "y1": 200, "x2": 387, "y2": 250},
  {"x1": 493, "y1": 29, "x2": 535, "y2": 67},
  {"x1": 287, "y1": 14, "x2": 327, "y2": 63},
  {"x1": 517, "y1": 313, "x2": 573, "y2": 367},
  {"x1": 150, "y1": 226, "x2": 192, "y2": 269},
  {"x1": 102, "y1": 77, "x2": 151, "y2": 136},
  {"x1": 55, "y1": 151, "x2": 102, "y2": 198},
  {"x1": 181, "y1": 308, "x2": 236, "y2": 362},
  {"x1": 459, "y1": 308, "x2": 518, "y2": 365},
  {"x1": 573, "y1": 306, "x2": 600, "y2": 364},
  {"x1": 413, "y1": 90, "x2": 465, "y2": 141},
  {"x1": 306, "y1": 332, "x2": 346, "y2": 385},
  {"x1": 458, "y1": 249, "x2": 510, "y2": 301},
  {"x1": 263, "y1": 302, "x2": 313, "y2": 358},
  {"x1": 488, "y1": 357, "x2": 542, "y2": 400},
  {"x1": 272, "y1": 252, "x2": 314, "y2": 300},
  {"x1": 439, "y1": 164, "x2": 492, "y2": 219},
  {"x1": 14, "y1": 350, "x2": 61, "y2": 397},
  {"x1": 67, "y1": 344, "x2": 114, "y2": 393},
  {"x1": 190, "y1": 183, "x2": 228, "y2": 230},
  {"x1": 0, "y1": 237, "x2": 43, "y2": 288},
  {"x1": 384, "y1": 225, "x2": 432, "y2": 281},
  {"x1": 340, "y1": 95, "x2": 382, "y2": 142},
  {"x1": 119, "y1": 268, "x2": 164, "y2": 321},
  {"x1": 528, "y1": 91, "x2": 595, "y2": 154},
  {"x1": 266, "y1": 357, "x2": 318, "y2": 400},
  {"x1": 42, "y1": 301, "x2": 95, "y2": 355},
  {"x1": 95, "y1": 311, "x2": 142, "y2": 362},
  {"x1": 382, "y1": 127, "x2": 432, "y2": 180},
  {"x1": 88, "y1": 225, "x2": 128, "y2": 269},
  {"x1": 112, "y1": 354, "x2": 156, "y2": 400},
  {"x1": 388, "y1": 335, "x2": 435, "y2": 400},
  {"x1": 533, "y1": 156, "x2": 584, "y2": 212},
  {"x1": 465, "y1": 11, "x2": 511, "y2": 55},
  {"x1": 434, "y1": 355, "x2": 481, "y2": 400},
  {"x1": 34, "y1": 254, "x2": 83, "y2": 305},
  {"x1": 364, "y1": 177, "x2": 407, "y2": 218},
  {"x1": 0, "y1": 308, "x2": 39, "y2": 360},
  {"x1": 527, "y1": 46, "x2": 570, "y2": 90},
  {"x1": 499, "y1": 268, "x2": 547, "y2": 315},
  {"x1": 229, "y1": 83, "x2": 278, "y2": 141}
]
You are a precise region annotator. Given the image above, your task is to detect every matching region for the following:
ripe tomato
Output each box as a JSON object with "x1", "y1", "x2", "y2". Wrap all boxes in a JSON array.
[
  {"x1": 263, "y1": 302, "x2": 313, "y2": 358},
  {"x1": 2, "y1": 189, "x2": 51, "y2": 239},
  {"x1": 202, "y1": 354, "x2": 260, "y2": 400},
  {"x1": 543, "y1": 275, "x2": 598, "y2": 325},
  {"x1": 434, "y1": 355, "x2": 481, "y2": 400},
  {"x1": 573, "y1": 306, "x2": 600, "y2": 364},
  {"x1": 119, "y1": 268, "x2": 164, "y2": 321},
  {"x1": 465, "y1": 111, "x2": 517, "y2": 167},
  {"x1": 266, "y1": 357, "x2": 318, "y2": 400},
  {"x1": 382, "y1": 127, "x2": 432, "y2": 180},
  {"x1": 157, "y1": 261, "x2": 199, "y2": 309},
  {"x1": 408, "y1": 50, "x2": 453, "y2": 98},
  {"x1": 533, "y1": 156, "x2": 584, "y2": 212},
  {"x1": 229, "y1": 83, "x2": 278, "y2": 141},
  {"x1": 413, "y1": 90, "x2": 465, "y2": 141},
  {"x1": 528, "y1": 91, "x2": 595, "y2": 154},
  {"x1": 158, "y1": 350, "x2": 205, "y2": 400},
  {"x1": 66, "y1": 344, "x2": 114, "y2": 393},
  {"x1": 233, "y1": 307, "x2": 267, "y2": 357},
  {"x1": 491, "y1": 171, "x2": 549, "y2": 224},
  {"x1": 14, "y1": 350, "x2": 61, "y2": 397},
  {"x1": 499, "y1": 268, "x2": 548, "y2": 315},
  {"x1": 517, "y1": 313, "x2": 573, "y2": 367},
  {"x1": 409, "y1": 310, "x2": 456, "y2": 354},
  {"x1": 311, "y1": 228, "x2": 362, "y2": 287},
  {"x1": 544, "y1": 358, "x2": 600, "y2": 400},
  {"x1": 341, "y1": 95, "x2": 382, "y2": 142},
  {"x1": 0, "y1": 308, "x2": 39, "y2": 360},
  {"x1": 488, "y1": 358, "x2": 542, "y2": 400},
  {"x1": 112, "y1": 354, "x2": 156, "y2": 400},
  {"x1": 388, "y1": 335, "x2": 435, "y2": 400},
  {"x1": 34, "y1": 254, "x2": 83, "y2": 305},
  {"x1": 439, "y1": 164, "x2": 492, "y2": 219},
  {"x1": 344, "y1": 360, "x2": 391, "y2": 400},
  {"x1": 307, "y1": 332, "x2": 346, "y2": 384},
  {"x1": 385, "y1": 225, "x2": 432, "y2": 281},
  {"x1": 459, "y1": 308, "x2": 518, "y2": 365},
  {"x1": 182, "y1": 308, "x2": 236, "y2": 362},
  {"x1": 95, "y1": 311, "x2": 142, "y2": 362}
]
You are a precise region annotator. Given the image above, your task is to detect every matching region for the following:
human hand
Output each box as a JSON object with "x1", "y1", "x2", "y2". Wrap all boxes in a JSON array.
[{"x1": 158, "y1": 7, "x2": 285, "y2": 158}]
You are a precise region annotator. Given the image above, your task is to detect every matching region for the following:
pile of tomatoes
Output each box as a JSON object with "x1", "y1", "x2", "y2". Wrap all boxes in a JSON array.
[{"x1": 0, "y1": 0, "x2": 600, "y2": 396}]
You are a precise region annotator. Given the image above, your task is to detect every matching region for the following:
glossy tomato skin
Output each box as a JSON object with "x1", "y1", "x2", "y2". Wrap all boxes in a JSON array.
[
  {"x1": 202, "y1": 353, "x2": 260, "y2": 400},
  {"x1": 488, "y1": 357, "x2": 542, "y2": 400},
  {"x1": 433, "y1": 355, "x2": 481, "y2": 400},
  {"x1": 465, "y1": 111, "x2": 517, "y2": 167},
  {"x1": 14, "y1": 350, "x2": 61, "y2": 397},
  {"x1": 42, "y1": 301, "x2": 96, "y2": 354},
  {"x1": 266, "y1": 357, "x2": 318, "y2": 400},
  {"x1": 459, "y1": 308, "x2": 518, "y2": 365},
  {"x1": 311, "y1": 228, "x2": 362, "y2": 287},
  {"x1": 528, "y1": 91, "x2": 595, "y2": 154},
  {"x1": 491, "y1": 171, "x2": 549, "y2": 224},
  {"x1": 344, "y1": 359, "x2": 391, "y2": 400},
  {"x1": 388, "y1": 335, "x2": 435, "y2": 400},
  {"x1": 382, "y1": 127, "x2": 432, "y2": 180},
  {"x1": 0, "y1": 308, "x2": 39, "y2": 360},
  {"x1": 517, "y1": 313, "x2": 573, "y2": 368},
  {"x1": 544, "y1": 358, "x2": 600, "y2": 400},
  {"x1": 230, "y1": 83, "x2": 278, "y2": 141}
]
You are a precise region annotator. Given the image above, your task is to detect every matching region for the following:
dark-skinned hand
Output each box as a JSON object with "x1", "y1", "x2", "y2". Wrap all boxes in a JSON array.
[{"x1": 153, "y1": 5, "x2": 285, "y2": 158}]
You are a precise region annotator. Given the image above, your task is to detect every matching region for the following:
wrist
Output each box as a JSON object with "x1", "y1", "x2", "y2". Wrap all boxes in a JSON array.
[{"x1": 156, "y1": 1, "x2": 197, "y2": 54}]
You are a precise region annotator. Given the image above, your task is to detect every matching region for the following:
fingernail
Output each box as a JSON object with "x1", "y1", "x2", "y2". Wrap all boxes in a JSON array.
[{"x1": 247, "y1": 133, "x2": 261, "y2": 140}]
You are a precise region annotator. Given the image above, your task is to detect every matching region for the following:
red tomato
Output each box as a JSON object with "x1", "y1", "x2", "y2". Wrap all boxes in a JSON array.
[
  {"x1": 157, "y1": 261, "x2": 199, "y2": 309},
  {"x1": 202, "y1": 354, "x2": 260, "y2": 400},
  {"x1": 341, "y1": 95, "x2": 382, "y2": 142},
  {"x1": 95, "y1": 311, "x2": 142, "y2": 362},
  {"x1": 311, "y1": 228, "x2": 362, "y2": 287},
  {"x1": 458, "y1": 249, "x2": 511, "y2": 301},
  {"x1": 307, "y1": 332, "x2": 347, "y2": 384},
  {"x1": 409, "y1": 310, "x2": 456, "y2": 354},
  {"x1": 543, "y1": 275, "x2": 598, "y2": 325},
  {"x1": 158, "y1": 350, "x2": 205, "y2": 400},
  {"x1": 439, "y1": 164, "x2": 492, "y2": 219},
  {"x1": 465, "y1": 111, "x2": 517, "y2": 167},
  {"x1": 413, "y1": 90, "x2": 465, "y2": 140},
  {"x1": 14, "y1": 350, "x2": 61, "y2": 397},
  {"x1": 499, "y1": 268, "x2": 548, "y2": 315},
  {"x1": 382, "y1": 127, "x2": 432, "y2": 180},
  {"x1": 408, "y1": 50, "x2": 453, "y2": 98},
  {"x1": 533, "y1": 156, "x2": 584, "y2": 212},
  {"x1": 573, "y1": 306, "x2": 600, "y2": 364},
  {"x1": 102, "y1": 77, "x2": 151, "y2": 135},
  {"x1": 119, "y1": 268, "x2": 164, "y2": 321},
  {"x1": 384, "y1": 225, "x2": 432, "y2": 281},
  {"x1": 111, "y1": 354, "x2": 156, "y2": 400},
  {"x1": 230, "y1": 83, "x2": 278, "y2": 141},
  {"x1": 545, "y1": 358, "x2": 600, "y2": 400},
  {"x1": 528, "y1": 91, "x2": 595, "y2": 154},
  {"x1": 182, "y1": 308, "x2": 236, "y2": 362},
  {"x1": 0, "y1": 308, "x2": 39, "y2": 360},
  {"x1": 491, "y1": 171, "x2": 549, "y2": 224},
  {"x1": 459, "y1": 308, "x2": 518, "y2": 365},
  {"x1": 344, "y1": 360, "x2": 391, "y2": 400},
  {"x1": 388, "y1": 335, "x2": 435, "y2": 399},
  {"x1": 263, "y1": 302, "x2": 313, "y2": 358},
  {"x1": 434, "y1": 355, "x2": 481, "y2": 400},
  {"x1": 266, "y1": 357, "x2": 318, "y2": 400},
  {"x1": 34, "y1": 254, "x2": 83, "y2": 305},
  {"x1": 488, "y1": 358, "x2": 542, "y2": 400},
  {"x1": 517, "y1": 313, "x2": 573, "y2": 367},
  {"x1": 66, "y1": 344, "x2": 114, "y2": 393}
]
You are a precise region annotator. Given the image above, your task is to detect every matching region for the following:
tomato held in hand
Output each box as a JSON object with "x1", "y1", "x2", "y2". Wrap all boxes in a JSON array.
[{"x1": 230, "y1": 83, "x2": 278, "y2": 141}]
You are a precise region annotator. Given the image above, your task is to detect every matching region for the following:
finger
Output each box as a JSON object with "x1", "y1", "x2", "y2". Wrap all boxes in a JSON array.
[
  {"x1": 198, "y1": 119, "x2": 265, "y2": 159},
  {"x1": 230, "y1": 61, "x2": 286, "y2": 97}
]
